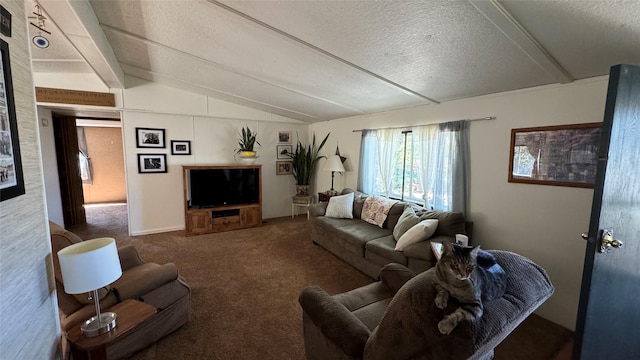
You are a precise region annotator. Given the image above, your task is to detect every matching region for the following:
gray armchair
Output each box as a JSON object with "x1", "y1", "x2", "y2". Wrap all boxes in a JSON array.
[{"x1": 299, "y1": 250, "x2": 554, "y2": 360}]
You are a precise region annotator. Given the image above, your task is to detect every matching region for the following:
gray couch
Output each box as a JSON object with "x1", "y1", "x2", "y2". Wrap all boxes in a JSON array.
[
  {"x1": 299, "y1": 252, "x2": 554, "y2": 360},
  {"x1": 309, "y1": 189, "x2": 471, "y2": 278}
]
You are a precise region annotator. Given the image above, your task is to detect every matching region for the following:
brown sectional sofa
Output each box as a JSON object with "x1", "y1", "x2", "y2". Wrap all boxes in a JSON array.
[{"x1": 309, "y1": 189, "x2": 471, "y2": 278}]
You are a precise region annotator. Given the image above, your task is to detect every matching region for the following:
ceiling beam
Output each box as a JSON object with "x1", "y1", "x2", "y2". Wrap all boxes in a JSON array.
[
  {"x1": 38, "y1": 0, "x2": 124, "y2": 89},
  {"x1": 469, "y1": 0, "x2": 574, "y2": 84},
  {"x1": 207, "y1": 0, "x2": 439, "y2": 104}
]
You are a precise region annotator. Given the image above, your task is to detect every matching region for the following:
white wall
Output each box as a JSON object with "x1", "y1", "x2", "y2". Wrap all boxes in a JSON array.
[
  {"x1": 37, "y1": 107, "x2": 64, "y2": 225},
  {"x1": 311, "y1": 77, "x2": 610, "y2": 330},
  {"x1": 33, "y1": 74, "x2": 311, "y2": 235},
  {"x1": 120, "y1": 78, "x2": 308, "y2": 235},
  {"x1": 0, "y1": 0, "x2": 61, "y2": 358}
]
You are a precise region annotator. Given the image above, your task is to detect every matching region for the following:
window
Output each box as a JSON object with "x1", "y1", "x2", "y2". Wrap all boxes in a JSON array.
[{"x1": 358, "y1": 121, "x2": 469, "y2": 214}]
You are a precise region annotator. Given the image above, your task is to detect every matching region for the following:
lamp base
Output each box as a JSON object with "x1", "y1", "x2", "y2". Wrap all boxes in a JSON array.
[{"x1": 81, "y1": 311, "x2": 117, "y2": 337}]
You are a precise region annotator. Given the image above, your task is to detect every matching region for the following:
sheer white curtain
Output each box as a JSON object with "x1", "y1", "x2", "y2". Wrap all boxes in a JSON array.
[
  {"x1": 358, "y1": 130, "x2": 378, "y2": 194},
  {"x1": 77, "y1": 127, "x2": 93, "y2": 185},
  {"x1": 415, "y1": 120, "x2": 469, "y2": 214},
  {"x1": 358, "y1": 128, "x2": 402, "y2": 196},
  {"x1": 376, "y1": 128, "x2": 400, "y2": 197}
]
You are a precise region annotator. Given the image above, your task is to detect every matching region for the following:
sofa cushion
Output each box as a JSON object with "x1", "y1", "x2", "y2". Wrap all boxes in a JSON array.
[
  {"x1": 341, "y1": 188, "x2": 368, "y2": 219},
  {"x1": 392, "y1": 206, "x2": 421, "y2": 240},
  {"x1": 326, "y1": 192, "x2": 355, "y2": 219},
  {"x1": 332, "y1": 223, "x2": 392, "y2": 256},
  {"x1": 395, "y1": 219, "x2": 439, "y2": 251},
  {"x1": 418, "y1": 210, "x2": 466, "y2": 236},
  {"x1": 361, "y1": 195, "x2": 398, "y2": 227},
  {"x1": 383, "y1": 202, "x2": 409, "y2": 230},
  {"x1": 365, "y1": 236, "x2": 408, "y2": 266}
]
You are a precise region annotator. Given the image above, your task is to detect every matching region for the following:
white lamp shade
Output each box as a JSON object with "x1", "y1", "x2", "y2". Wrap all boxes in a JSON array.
[
  {"x1": 322, "y1": 155, "x2": 345, "y2": 173},
  {"x1": 57, "y1": 238, "x2": 122, "y2": 294}
]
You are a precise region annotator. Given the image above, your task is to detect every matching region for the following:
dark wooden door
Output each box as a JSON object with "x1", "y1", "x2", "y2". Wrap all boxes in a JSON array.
[
  {"x1": 53, "y1": 116, "x2": 86, "y2": 226},
  {"x1": 573, "y1": 64, "x2": 640, "y2": 359}
]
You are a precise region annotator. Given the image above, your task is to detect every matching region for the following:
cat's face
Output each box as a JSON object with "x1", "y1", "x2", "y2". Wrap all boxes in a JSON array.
[{"x1": 440, "y1": 243, "x2": 479, "y2": 280}]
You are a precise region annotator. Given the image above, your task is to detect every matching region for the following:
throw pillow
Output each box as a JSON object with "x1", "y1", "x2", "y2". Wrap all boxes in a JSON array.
[
  {"x1": 393, "y1": 206, "x2": 421, "y2": 240},
  {"x1": 395, "y1": 219, "x2": 439, "y2": 251},
  {"x1": 361, "y1": 195, "x2": 398, "y2": 228},
  {"x1": 325, "y1": 192, "x2": 354, "y2": 219}
]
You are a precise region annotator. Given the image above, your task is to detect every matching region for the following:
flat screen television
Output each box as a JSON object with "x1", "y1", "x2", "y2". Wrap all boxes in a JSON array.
[{"x1": 188, "y1": 167, "x2": 259, "y2": 208}]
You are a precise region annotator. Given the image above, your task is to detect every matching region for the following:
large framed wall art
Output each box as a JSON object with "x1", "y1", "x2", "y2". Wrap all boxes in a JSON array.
[
  {"x1": 509, "y1": 122, "x2": 602, "y2": 188},
  {"x1": 0, "y1": 39, "x2": 25, "y2": 201}
]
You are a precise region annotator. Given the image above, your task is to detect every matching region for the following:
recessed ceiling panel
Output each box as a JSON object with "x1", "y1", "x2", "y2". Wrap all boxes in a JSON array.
[
  {"x1": 91, "y1": 0, "x2": 431, "y2": 120},
  {"x1": 501, "y1": 1, "x2": 640, "y2": 79},
  {"x1": 221, "y1": 0, "x2": 556, "y2": 100},
  {"x1": 110, "y1": 33, "x2": 364, "y2": 121}
]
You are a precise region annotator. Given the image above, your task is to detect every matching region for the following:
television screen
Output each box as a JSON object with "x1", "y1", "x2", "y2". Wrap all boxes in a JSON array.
[{"x1": 189, "y1": 168, "x2": 259, "y2": 208}]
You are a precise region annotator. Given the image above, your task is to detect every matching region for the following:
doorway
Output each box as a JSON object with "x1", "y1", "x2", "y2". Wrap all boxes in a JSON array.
[{"x1": 51, "y1": 114, "x2": 127, "y2": 230}]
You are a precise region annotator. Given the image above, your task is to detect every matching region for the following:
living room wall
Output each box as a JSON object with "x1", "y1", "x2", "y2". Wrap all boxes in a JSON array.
[
  {"x1": 34, "y1": 74, "x2": 310, "y2": 234},
  {"x1": 121, "y1": 78, "x2": 309, "y2": 235},
  {"x1": 311, "y1": 77, "x2": 610, "y2": 331},
  {"x1": 0, "y1": 0, "x2": 61, "y2": 358}
]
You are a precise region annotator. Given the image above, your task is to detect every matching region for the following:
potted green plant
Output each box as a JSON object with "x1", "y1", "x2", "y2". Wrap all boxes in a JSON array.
[
  {"x1": 236, "y1": 126, "x2": 260, "y2": 157},
  {"x1": 288, "y1": 132, "x2": 330, "y2": 195}
]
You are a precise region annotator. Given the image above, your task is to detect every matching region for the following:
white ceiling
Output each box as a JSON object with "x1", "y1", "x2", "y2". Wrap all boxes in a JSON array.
[{"x1": 27, "y1": 0, "x2": 640, "y2": 123}]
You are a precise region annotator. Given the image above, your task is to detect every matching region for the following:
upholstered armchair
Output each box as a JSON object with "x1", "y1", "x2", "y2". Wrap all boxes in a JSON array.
[
  {"x1": 299, "y1": 250, "x2": 553, "y2": 360},
  {"x1": 49, "y1": 221, "x2": 191, "y2": 359}
]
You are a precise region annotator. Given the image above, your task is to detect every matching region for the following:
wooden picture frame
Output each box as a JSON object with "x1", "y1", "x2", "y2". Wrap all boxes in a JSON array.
[
  {"x1": 278, "y1": 131, "x2": 291, "y2": 143},
  {"x1": 136, "y1": 127, "x2": 166, "y2": 148},
  {"x1": 0, "y1": 39, "x2": 25, "y2": 201},
  {"x1": 171, "y1": 140, "x2": 191, "y2": 155},
  {"x1": 277, "y1": 145, "x2": 292, "y2": 159},
  {"x1": 138, "y1": 154, "x2": 167, "y2": 173},
  {"x1": 276, "y1": 161, "x2": 292, "y2": 175},
  {"x1": 509, "y1": 122, "x2": 602, "y2": 188}
]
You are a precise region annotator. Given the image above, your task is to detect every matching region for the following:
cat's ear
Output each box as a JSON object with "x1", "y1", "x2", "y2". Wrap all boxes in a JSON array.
[
  {"x1": 470, "y1": 245, "x2": 480, "y2": 256},
  {"x1": 443, "y1": 241, "x2": 454, "y2": 254}
]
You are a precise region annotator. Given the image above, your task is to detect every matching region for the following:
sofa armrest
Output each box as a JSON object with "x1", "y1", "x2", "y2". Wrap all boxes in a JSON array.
[
  {"x1": 118, "y1": 245, "x2": 145, "y2": 270},
  {"x1": 378, "y1": 263, "x2": 417, "y2": 293},
  {"x1": 299, "y1": 285, "x2": 371, "y2": 358},
  {"x1": 309, "y1": 202, "x2": 327, "y2": 217}
]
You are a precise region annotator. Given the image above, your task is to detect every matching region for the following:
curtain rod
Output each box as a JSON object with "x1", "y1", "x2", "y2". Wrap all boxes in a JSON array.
[{"x1": 351, "y1": 116, "x2": 496, "y2": 132}]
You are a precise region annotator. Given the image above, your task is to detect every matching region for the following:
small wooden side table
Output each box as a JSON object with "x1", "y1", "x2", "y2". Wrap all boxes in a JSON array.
[
  {"x1": 67, "y1": 299, "x2": 156, "y2": 360},
  {"x1": 318, "y1": 192, "x2": 338, "y2": 202},
  {"x1": 291, "y1": 195, "x2": 313, "y2": 219}
]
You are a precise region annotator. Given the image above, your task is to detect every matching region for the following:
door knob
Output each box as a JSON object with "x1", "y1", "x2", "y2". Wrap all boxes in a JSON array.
[
  {"x1": 581, "y1": 232, "x2": 588, "y2": 240},
  {"x1": 599, "y1": 229, "x2": 623, "y2": 253}
]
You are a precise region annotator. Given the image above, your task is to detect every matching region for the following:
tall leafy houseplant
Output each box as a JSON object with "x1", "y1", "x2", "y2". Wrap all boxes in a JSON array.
[
  {"x1": 288, "y1": 133, "x2": 330, "y2": 195},
  {"x1": 236, "y1": 126, "x2": 260, "y2": 156}
]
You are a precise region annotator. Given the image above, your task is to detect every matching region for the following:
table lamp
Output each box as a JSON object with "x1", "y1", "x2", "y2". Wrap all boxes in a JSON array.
[
  {"x1": 322, "y1": 154, "x2": 345, "y2": 195},
  {"x1": 58, "y1": 237, "x2": 123, "y2": 337}
]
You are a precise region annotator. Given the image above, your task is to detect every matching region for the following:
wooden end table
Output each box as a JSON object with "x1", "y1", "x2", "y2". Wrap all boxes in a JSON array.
[
  {"x1": 317, "y1": 191, "x2": 338, "y2": 202},
  {"x1": 66, "y1": 299, "x2": 156, "y2": 360}
]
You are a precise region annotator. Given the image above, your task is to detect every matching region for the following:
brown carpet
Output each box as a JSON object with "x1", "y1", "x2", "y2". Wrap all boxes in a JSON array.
[{"x1": 70, "y1": 204, "x2": 573, "y2": 360}]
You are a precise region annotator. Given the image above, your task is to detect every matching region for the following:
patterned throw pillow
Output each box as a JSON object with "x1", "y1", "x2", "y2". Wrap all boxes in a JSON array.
[{"x1": 361, "y1": 195, "x2": 398, "y2": 228}]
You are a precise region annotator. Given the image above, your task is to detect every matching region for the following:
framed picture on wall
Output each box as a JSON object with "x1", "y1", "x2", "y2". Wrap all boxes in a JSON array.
[
  {"x1": 138, "y1": 154, "x2": 167, "y2": 173},
  {"x1": 0, "y1": 39, "x2": 25, "y2": 202},
  {"x1": 136, "y1": 127, "x2": 166, "y2": 148},
  {"x1": 277, "y1": 145, "x2": 292, "y2": 159},
  {"x1": 276, "y1": 161, "x2": 292, "y2": 175},
  {"x1": 509, "y1": 122, "x2": 602, "y2": 188},
  {"x1": 171, "y1": 140, "x2": 191, "y2": 155},
  {"x1": 278, "y1": 131, "x2": 291, "y2": 143}
]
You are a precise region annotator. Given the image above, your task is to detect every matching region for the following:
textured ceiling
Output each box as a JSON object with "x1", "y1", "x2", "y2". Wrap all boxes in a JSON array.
[{"x1": 27, "y1": 0, "x2": 640, "y2": 123}]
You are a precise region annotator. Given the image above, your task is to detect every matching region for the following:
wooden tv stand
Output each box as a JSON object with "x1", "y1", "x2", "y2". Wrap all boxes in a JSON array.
[{"x1": 183, "y1": 165, "x2": 262, "y2": 236}]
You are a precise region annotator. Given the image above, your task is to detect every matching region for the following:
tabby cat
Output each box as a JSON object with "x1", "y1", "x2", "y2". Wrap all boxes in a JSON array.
[{"x1": 433, "y1": 242, "x2": 506, "y2": 335}]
